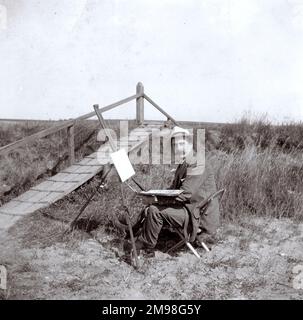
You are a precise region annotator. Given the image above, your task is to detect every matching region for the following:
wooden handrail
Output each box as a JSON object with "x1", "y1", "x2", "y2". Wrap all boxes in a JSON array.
[
  {"x1": 75, "y1": 93, "x2": 141, "y2": 121},
  {"x1": 0, "y1": 93, "x2": 141, "y2": 156},
  {"x1": 0, "y1": 88, "x2": 179, "y2": 157},
  {"x1": 143, "y1": 93, "x2": 179, "y2": 126}
]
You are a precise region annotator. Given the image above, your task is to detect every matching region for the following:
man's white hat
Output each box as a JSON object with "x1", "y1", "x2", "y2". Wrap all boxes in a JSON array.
[{"x1": 170, "y1": 126, "x2": 192, "y2": 138}]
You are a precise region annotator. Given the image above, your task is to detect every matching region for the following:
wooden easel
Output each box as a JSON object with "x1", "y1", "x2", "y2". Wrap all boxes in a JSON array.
[{"x1": 94, "y1": 104, "x2": 140, "y2": 269}]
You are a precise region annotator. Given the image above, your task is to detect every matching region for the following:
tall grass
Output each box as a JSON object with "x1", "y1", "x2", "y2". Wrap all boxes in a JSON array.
[
  {"x1": 211, "y1": 148, "x2": 303, "y2": 221},
  {"x1": 219, "y1": 116, "x2": 303, "y2": 153},
  {"x1": 212, "y1": 116, "x2": 303, "y2": 221},
  {"x1": 0, "y1": 121, "x2": 49, "y2": 147}
]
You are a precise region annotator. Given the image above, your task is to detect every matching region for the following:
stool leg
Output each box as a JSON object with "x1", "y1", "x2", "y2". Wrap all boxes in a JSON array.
[
  {"x1": 185, "y1": 242, "x2": 201, "y2": 259},
  {"x1": 166, "y1": 239, "x2": 185, "y2": 254}
]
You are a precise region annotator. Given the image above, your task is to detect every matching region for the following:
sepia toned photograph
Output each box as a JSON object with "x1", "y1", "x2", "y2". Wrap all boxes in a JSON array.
[{"x1": 0, "y1": 0, "x2": 303, "y2": 304}]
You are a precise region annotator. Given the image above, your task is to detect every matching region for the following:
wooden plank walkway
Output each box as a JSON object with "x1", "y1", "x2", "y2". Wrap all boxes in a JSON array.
[{"x1": 0, "y1": 122, "x2": 164, "y2": 232}]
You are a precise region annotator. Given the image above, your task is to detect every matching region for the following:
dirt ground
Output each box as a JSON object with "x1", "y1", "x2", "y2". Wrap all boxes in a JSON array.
[{"x1": 0, "y1": 211, "x2": 302, "y2": 300}]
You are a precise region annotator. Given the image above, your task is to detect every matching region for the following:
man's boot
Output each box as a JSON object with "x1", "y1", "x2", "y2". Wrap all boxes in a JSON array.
[{"x1": 123, "y1": 239, "x2": 145, "y2": 255}]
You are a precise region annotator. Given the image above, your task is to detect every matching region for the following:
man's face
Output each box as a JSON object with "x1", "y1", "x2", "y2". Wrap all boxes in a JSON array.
[{"x1": 174, "y1": 135, "x2": 193, "y2": 160}]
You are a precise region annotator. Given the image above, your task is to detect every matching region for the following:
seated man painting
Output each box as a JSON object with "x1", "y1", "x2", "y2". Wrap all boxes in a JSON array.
[{"x1": 124, "y1": 126, "x2": 220, "y2": 255}]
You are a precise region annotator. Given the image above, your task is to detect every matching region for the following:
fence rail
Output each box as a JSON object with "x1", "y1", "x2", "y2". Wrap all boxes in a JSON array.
[{"x1": 0, "y1": 83, "x2": 178, "y2": 164}]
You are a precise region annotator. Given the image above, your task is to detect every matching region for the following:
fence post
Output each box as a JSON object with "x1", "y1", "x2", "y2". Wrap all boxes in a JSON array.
[
  {"x1": 67, "y1": 124, "x2": 75, "y2": 165},
  {"x1": 136, "y1": 82, "x2": 144, "y2": 125}
]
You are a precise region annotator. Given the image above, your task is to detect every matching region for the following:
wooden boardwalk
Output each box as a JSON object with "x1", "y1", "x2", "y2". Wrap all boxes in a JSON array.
[{"x1": 0, "y1": 122, "x2": 164, "y2": 232}]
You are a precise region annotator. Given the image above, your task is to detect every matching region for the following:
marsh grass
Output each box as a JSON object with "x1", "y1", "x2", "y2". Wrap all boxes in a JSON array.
[
  {"x1": 212, "y1": 147, "x2": 303, "y2": 221},
  {"x1": 214, "y1": 116, "x2": 303, "y2": 221}
]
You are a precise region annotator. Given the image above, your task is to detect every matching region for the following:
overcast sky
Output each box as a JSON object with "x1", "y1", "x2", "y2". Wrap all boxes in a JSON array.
[{"x1": 0, "y1": 0, "x2": 303, "y2": 123}]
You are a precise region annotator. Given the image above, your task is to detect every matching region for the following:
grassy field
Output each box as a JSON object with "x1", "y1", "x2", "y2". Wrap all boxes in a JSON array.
[{"x1": 0, "y1": 117, "x2": 303, "y2": 299}]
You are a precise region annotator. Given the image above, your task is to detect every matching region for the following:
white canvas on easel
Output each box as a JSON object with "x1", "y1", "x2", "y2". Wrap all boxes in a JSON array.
[{"x1": 110, "y1": 148, "x2": 135, "y2": 182}]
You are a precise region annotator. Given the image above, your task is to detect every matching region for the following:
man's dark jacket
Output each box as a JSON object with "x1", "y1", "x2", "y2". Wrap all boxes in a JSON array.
[{"x1": 170, "y1": 153, "x2": 220, "y2": 241}]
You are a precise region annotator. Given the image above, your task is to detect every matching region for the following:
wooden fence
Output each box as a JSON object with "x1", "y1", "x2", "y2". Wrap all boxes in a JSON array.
[{"x1": 0, "y1": 83, "x2": 178, "y2": 165}]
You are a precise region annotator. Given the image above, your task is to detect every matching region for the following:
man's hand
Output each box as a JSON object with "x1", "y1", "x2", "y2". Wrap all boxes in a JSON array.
[
  {"x1": 175, "y1": 196, "x2": 185, "y2": 202},
  {"x1": 175, "y1": 193, "x2": 189, "y2": 203},
  {"x1": 142, "y1": 196, "x2": 158, "y2": 205}
]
